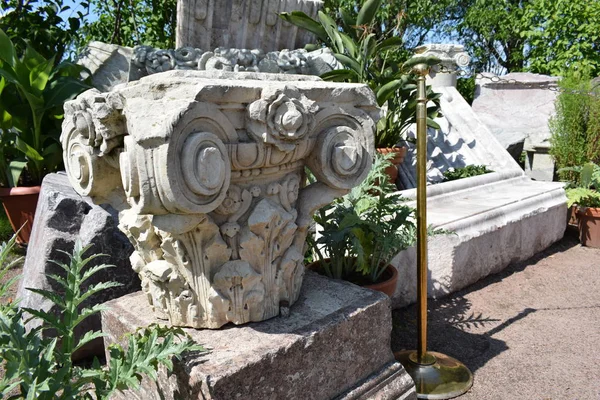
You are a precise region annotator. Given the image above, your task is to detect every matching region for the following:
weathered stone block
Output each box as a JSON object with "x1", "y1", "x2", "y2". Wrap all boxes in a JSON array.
[
  {"x1": 176, "y1": 0, "x2": 323, "y2": 52},
  {"x1": 473, "y1": 72, "x2": 559, "y2": 160},
  {"x1": 102, "y1": 272, "x2": 416, "y2": 400},
  {"x1": 17, "y1": 173, "x2": 140, "y2": 359}
]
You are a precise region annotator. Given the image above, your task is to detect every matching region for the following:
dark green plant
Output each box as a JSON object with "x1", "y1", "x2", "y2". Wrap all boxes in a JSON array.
[
  {"x1": 559, "y1": 162, "x2": 600, "y2": 208},
  {"x1": 456, "y1": 76, "x2": 475, "y2": 105},
  {"x1": 550, "y1": 75, "x2": 600, "y2": 183},
  {"x1": 0, "y1": 238, "x2": 203, "y2": 399},
  {"x1": 0, "y1": 28, "x2": 91, "y2": 187},
  {"x1": 310, "y1": 153, "x2": 416, "y2": 284},
  {"x1": 280, "y1": 0, "x2": 442, "y2": 148},
  {"x1": 442, "y1": 165, "x2": 493, "y2": 182}
]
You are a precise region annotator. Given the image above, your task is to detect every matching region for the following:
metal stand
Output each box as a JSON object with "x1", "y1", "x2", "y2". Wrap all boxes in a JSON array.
[{"x1": 395, "y1": 63, "x2": 473, "y2": 399}]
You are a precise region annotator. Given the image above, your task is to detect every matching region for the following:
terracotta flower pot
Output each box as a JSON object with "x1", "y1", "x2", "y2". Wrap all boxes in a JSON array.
[
  {"x1": 306, "y1": 259, "x2": 399, "y2": 297},
  {"x1": 0, "y1": 186, "x2": 41, "y2": 245},
  {"x1": 363, "y1": 264, "x2": 398, "y2": 297},
  {"x1": 376, "y1": 147, "x2": 407, "y2": 184},
  {"x1": 576, "y1": 206, "x2": 600, "y2": 248}
]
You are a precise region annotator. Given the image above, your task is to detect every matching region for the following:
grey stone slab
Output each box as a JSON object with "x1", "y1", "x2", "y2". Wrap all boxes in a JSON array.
[
  {"x1": 176, "y1": 0, "x2": 323, "y2": 52},
  {"x1": 392, "y1": 175, "x2": 567, "y2": 307},
  {"x1": 17, "y1": 173, "x2": 139, "y2": 359},
  {"x1": 102, "y1": 271, "x2": 416, "y2": 400},
  {"x1": 473, "y1": 72, "x2": 559, "y2": 152},
  {"x1": 77, "y1": 41, "x2": 133, "y2": 92}
]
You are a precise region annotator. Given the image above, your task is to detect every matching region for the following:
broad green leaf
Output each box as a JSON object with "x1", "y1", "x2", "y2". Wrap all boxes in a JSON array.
[
  {"x1": 279, "y1": 12, "x2": 328, "y2": 42},
  {"x1": 376, "y1": 78, "x2": 406, "y2": 105},
  {"x1": 339, "y1": 31, "x2": 357, "y2": 58},
  {"x1": 318, "y1": 11, "x2": 344, "y2": 54},
  {"x1": 0, "y1": 64, "x2": 20, "y2": 86},
  {"x1": 375, "y1": 37, "x2": 404, "y2": 53},
  {"x1": 426, "y1": 117, "x2": 441, "y2": 130},
  {"x1": 333, "y1": 54, "x2": 362, "y2": 74},
  {"x1": 29, "y1": 57, "x2": 54, "y2": 92},
  {"x1": 0, "y1": 29, "x2": 16, "y2": 67},
  {"x1": 8, "y1": 159, "x2": 26, "y2": 187},
  {"x1": 320, "y1": 68, "x2": 360, "y2": 82},
  {"x1": 402, "y1": 56, "x2": 441, "y2": 70},
  {"x1": 23, "y1": 44, "x2": 48, "y2": 71},
  {"x1": 15, "y1": 136, "x2": 44, "y2": 161},
  {"x1": 44, "y1": 76, "x2": 91, "y2": 110},
  {"x1": 356, "y1": 0, "x2": 383, "y2": 26}
]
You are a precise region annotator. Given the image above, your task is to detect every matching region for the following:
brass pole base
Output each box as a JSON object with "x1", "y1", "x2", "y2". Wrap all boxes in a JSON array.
[{"x1": 395, "y1": 350, "x2": 473, "y2": 400}]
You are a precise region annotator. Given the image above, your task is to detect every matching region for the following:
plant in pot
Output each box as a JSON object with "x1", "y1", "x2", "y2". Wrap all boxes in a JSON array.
[
  {"x1": 307, "y1": 153, "x2": 416, "y2": 296},
  {"x1": 0, "y1": 29, "x2": 90, "y2": 244},
  {"x1": 560, "y1": 162, "x2": 600, "y2": 248},
  {"x1": 281, "y1": 0, "x2": 442, "y2": 183}
]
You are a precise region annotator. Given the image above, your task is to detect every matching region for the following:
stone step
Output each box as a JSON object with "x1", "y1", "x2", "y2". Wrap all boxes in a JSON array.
[{"x1": 392, "y1": 174, "x2": 567, "y2": 308}]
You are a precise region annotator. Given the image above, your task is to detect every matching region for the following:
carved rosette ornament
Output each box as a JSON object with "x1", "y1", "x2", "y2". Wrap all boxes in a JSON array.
[{"x1": 61, "y1": 70, "x2": 379, "y2": 329}]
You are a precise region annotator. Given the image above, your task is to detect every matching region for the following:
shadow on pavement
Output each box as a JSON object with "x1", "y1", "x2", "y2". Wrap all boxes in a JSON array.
[{"x1": 391, "y1": 232, "x2": 580, "y2": 373}]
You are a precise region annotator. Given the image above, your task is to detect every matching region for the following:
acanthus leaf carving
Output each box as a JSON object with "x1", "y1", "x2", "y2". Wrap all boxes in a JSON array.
[
  {"x1": 209, "y1": 260, "x2": 265, "y2": 325},
  {"x1": 239, "y1": 198, "x2": 298, "y2": 318}
]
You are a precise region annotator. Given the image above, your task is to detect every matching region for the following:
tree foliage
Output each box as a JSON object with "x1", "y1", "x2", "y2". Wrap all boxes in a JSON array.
[
  {"x1": 0, "y1": 0, "x2": 86, "y2": 61},
  {"x1": 524, "y1": 0, "x2": 600, "y2": 76},
  {"x1": 324, "y1": 0, "x2": 600, "y2": 76},
  {"x1": 76, "y1": 0, "x2": 177, "y2": 50}
]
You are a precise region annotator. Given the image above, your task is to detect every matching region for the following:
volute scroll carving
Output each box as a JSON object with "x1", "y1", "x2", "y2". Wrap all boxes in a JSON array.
[{"x1": 62, "y1": 71, "x2": 379, "y2": 329}]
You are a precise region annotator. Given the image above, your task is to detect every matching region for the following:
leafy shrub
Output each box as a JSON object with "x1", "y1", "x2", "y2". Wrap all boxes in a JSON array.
[
  {"x1": 0, "y1": 238, "x2": 203, "y2": 399},
  {"x1": 559, "y1": 162, "x2": 600, "y2": 208},
  {"x1": 309, "y1": 153, "x2": 416, "y2": 283},
  {"x1": 550, "y1": 75, "x2": 600, "y2": 182},
  {"x1": 0, "y1": 29, "x2": 91, "y2": 187},
  {"x1": 442, "y1": 165, "x2": 492, "y2": 182}
]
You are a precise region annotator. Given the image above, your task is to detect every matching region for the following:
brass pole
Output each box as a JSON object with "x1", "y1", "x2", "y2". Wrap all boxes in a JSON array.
[
  {"x1": 395, "y1": 63, "x2": 473, "y2": 399},
  {"x1": 415, "y1": 65, "x2": 429, "y2": 362}
]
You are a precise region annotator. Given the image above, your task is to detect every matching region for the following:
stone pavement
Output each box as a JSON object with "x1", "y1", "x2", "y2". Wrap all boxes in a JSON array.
[{"x1": 392, "y1": 228, "x2": 600, "y2": 400}]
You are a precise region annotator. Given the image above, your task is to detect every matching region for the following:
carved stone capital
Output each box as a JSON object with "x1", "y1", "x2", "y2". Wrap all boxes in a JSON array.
[
  {"x1": 62, "y1": 70, "x2": 379, "y2": 328},
  {"x1": 414, "y1": 43, "x2": 471, "y2": 88}
]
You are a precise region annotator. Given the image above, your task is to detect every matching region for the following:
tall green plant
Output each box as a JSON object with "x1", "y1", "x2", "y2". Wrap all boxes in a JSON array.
[
  {"x1": 280, "y1": 0, "x2": 442, "y2": 148},
  {"x1": 550, "y1": 75, "x2": 600, "y2": 182},
  {"x1": 0, "y1": 238, "x2": 203, "y2": 399},
  {"x1": 0, "y1": 28, "x2": 90, "y2": 187}
]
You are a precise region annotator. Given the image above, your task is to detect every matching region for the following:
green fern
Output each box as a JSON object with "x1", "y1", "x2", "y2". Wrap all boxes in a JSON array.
[
  {"x1": 0, "y1": 238, "x2": 204, "y2": 399},
  {"x1": 312, "y1": 153, "x2": 416, "y2": 283}
]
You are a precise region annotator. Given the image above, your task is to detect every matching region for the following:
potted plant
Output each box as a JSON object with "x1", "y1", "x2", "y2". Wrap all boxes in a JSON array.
[
  {"x1": 0, "y1": 29, "x2": 90, "y2": 244},
  {"x1": 560, "y1": 162, "x2": 600, "y2": 248},
  {"x1": 281, "y1": 0, "x2": 442, "y2": 183},
  {"x1": 307, "y1": 153, "x2": 416, "y2": 296}
]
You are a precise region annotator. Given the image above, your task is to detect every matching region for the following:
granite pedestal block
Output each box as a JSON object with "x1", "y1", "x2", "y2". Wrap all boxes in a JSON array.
[{"x1": 101, "y1": 271, "x2": 416, "y2": 400}]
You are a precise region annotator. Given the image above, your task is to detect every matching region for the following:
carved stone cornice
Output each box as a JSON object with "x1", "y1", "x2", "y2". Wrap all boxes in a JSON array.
[
  {"x1": 413, "y1": 44, "x2": 472, "y2": 88},
  {"x1": 61, "y1": 70, "x2": 379, "y2": 328},
  {"x1": 129, "y1": 46, "x2": 341, "y2": 81}
]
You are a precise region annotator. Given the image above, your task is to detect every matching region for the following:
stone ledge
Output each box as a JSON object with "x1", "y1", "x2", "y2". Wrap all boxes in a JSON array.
[
  {"x1": 392, "y1": 176, "x2": 567, "y2": 307},
  {"x1": 102, "y1": 271, "x2": 416, "y2": 400}
]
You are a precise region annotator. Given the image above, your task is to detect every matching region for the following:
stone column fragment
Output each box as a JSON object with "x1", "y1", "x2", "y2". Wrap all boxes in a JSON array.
[
  {"x1": 176, "y1": 0, "x2": 324, "y2": 52},
  {"x1": 61, "y1": 70, "x2": 380, "y2": 329}
]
